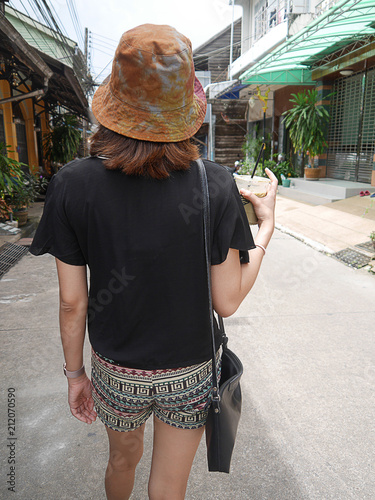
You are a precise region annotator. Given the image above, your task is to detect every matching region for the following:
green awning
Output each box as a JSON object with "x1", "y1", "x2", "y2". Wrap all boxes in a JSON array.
[
  {"x1": 240, "y1": 0, "x2": 375, "y2": 85},
  {"x1": 244, "y1": 68, "x2": 314, "y2": 85}
]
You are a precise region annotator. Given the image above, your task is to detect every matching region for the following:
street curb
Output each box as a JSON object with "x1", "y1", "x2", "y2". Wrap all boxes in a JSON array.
[{"x1": 275, "y1": 222, "x2": 335, "y2": 255}]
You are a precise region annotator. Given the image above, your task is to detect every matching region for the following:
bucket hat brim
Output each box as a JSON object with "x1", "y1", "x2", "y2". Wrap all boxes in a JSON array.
[{"x1": 92, "y1": 75, "x2": 207, "y2": 143}]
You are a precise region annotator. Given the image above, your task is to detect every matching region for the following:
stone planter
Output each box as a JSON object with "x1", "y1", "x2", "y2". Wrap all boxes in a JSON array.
[{"x1": 12, "y1": 208, "x2": 28, "y2": 226}]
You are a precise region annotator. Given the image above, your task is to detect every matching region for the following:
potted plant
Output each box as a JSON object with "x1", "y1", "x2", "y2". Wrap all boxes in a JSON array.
[
  {"x1": 271, "y1": 159, "x2": 297, "y2": 185},
  {"x1": 43, "y1": 114, "x2": 82, "y2": 172},
  {"x1": 370, "y1": 231, "x2": 375, "y2": 251},
  {"x1": 0, "y1": 142, "x2": 25, "y2": 222},
  {"x1": 9, "y1": 173, "x2": 48, "y2": 226},
  {"x1": 283, "y1": 89, "x2": 331, "y2": 180}
]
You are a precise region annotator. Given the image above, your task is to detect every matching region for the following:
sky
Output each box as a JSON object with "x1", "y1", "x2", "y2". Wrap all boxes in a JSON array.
[{"x1": 9, "y1": 0, "x2": 242, "y2": 83}]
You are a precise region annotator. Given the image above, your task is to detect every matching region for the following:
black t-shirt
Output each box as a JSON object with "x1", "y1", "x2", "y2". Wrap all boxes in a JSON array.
[{"x1": 30, "y1": 157, "x2": 255, "y2": 369}]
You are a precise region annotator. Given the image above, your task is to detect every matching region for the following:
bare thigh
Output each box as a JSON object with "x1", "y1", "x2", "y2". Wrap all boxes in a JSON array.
[
  {"x1": 105, "y1": 424, "x2": 146, "y2": 473},
  {"x1": 148, "y1": 416, "x2": 205, "y2": 500}
]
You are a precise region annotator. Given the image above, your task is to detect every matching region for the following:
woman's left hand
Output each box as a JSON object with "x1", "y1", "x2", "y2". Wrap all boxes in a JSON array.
[
  {"x1": 240, "y1": 167, "x2": 278, "y2": 227},
  {"x1": 67, "y1": 374, "x2": 97, "y2": 424}
]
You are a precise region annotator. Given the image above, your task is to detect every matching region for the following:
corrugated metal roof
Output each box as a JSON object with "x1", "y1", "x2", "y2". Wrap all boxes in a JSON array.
[
  {"x1": 240, "y1": 0, "x2": 375, "y2": 85},
  {"x1": 5, "y1": 5, "x2": 77, "y2": 69}
]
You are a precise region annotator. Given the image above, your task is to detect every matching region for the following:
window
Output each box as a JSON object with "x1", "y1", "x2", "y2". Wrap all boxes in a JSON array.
[{"x1": 254, "y1": 0, "x2": 287, "y2": 42}]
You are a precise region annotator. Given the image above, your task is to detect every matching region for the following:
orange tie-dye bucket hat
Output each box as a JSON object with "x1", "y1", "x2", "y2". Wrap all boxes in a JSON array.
[{"x1": 91, "y1": 24, "x2": 207, "y2": 143}]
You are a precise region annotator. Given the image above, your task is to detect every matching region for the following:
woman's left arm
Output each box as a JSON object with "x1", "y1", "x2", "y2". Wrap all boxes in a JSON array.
[{"x1": 56, "y1": 258, "x2": 96, "y2": 424}]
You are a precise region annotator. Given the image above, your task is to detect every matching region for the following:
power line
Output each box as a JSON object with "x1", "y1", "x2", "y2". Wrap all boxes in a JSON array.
[
  {"x1": 90, "y1": 31, "x2": 119, "y2": 44},
  {"x1": 93, "y1": 47, "x2": 114, "y2": 57},
  {"x1": 39, "y1": 0, "x2": 69, "y2": 46},
  {"x1": 66, "y1": 0, "x2": 84, "y2": 47},
  {"x1": 91, "y1": 39, "x2": 117, "y2": 49},
  {"x1": 91, "y1": 38, "x2": 116, "y2": 50},
  {"x1": 93, "y1": 58, "x2": 113, "y2": 83},
  {"x1": 8, "y1": 0, "x2": 92, "y2": 98},
  {"x1": 48, "y1": 0, "x2": 69, "y2": 38},
  {"x1": 27, "y1": 0, "x2": 74, "y2": 65},
  {"x1": 39, "y1": 0, "x2": 89, "y2": 90},
  {"x1": 25, "y1": 0, "x2": 45, "y2": 26},
  {"x1": 9, "y1": 0, "x2": 55, "y2": 54},
  {"x1": 193, "y1": 39, "x2": 242, "y2": 61},
  {"x1": 90, "y1": 38, "x2": 117, "y2": 51}
]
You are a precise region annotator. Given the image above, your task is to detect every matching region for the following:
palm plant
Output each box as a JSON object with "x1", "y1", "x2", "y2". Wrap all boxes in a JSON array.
[
  {"x1": 43, "y1": 114, "x2": 82, "y2": 171},
  {"x1": 0, "y1": 142, "x2": 28, "y2": 222},
  {"x1": 0, "y1": 143, "x2": 25, "y2": 197},
  {"x1": 283, "y1": 89, "x2": 331, "y2": 175}
]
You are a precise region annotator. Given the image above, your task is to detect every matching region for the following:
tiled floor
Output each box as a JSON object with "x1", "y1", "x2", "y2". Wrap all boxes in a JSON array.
[{"x1": 276, "y1": 194, "x2": 375, "y2": 253}]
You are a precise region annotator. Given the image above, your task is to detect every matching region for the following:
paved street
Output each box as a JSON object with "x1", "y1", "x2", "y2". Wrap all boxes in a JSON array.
[{"x1": 1, "y1": 227, "x2": 375, "y2": 499}]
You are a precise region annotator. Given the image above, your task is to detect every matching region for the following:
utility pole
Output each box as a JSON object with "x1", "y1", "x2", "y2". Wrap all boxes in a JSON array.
[
  {"x1": 229, "y1": 0, "x2": 235, "y2": 80},
  {"x1": 84, "y1": 27, "x2": 88, "y2": 68}
]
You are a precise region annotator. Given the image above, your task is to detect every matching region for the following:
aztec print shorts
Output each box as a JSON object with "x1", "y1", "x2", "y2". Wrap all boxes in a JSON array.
[{"x1": 91, "y1": 349, "x2": 221, "y2": 432}]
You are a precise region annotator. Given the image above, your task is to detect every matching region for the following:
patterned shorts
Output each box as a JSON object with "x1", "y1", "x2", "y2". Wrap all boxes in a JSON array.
[{"x1": 91, "y1": 349, "x2": 221, "y2": 432}]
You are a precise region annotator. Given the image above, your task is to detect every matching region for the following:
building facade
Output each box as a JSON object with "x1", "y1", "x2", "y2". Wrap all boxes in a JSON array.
[
  {"x1": 0, "y1": 5, "x2": 89, "y2": 174},
  {"x1": 194, "y1": 19, "x2": 249, "y2": 167},
  {"x1": 215, "y1": 0, "x2": 375, "y2": 186}
]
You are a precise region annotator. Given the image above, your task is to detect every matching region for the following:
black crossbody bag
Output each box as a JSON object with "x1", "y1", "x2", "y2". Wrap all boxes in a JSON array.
[{"x1": 196, "y1": 159, "x2": 243, "y2": 474}]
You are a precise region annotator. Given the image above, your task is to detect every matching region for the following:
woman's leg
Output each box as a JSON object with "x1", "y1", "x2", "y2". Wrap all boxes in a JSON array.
[
  {"x1": 148, "y1": 416, "x2": 205, "y2": 500},
  {"x1": 105, "y1": 423, "x2": 146, "y2": 500}
]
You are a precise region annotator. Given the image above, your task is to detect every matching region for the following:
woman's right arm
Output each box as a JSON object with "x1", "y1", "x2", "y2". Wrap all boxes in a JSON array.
[{"x1": 211, "y1": 168, "x2": 277, "y2": 317}]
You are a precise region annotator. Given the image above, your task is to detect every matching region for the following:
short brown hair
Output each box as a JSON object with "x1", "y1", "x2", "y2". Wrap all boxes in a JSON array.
[{"x1": 89, "y1": 125, "x2": 200, "y2": 180}]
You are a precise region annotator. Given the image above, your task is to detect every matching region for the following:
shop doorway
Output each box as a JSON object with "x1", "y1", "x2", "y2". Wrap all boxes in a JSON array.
[{"x1": 327, "y1": 68, "x2": 375, "y2": 183}]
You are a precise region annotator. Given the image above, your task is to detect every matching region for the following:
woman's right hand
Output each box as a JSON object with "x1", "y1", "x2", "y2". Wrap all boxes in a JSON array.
[
  {"x1": 240, "y1": 168, "x2": 278, "y2": 227},
  {"x1": 67, "y1": 373, "x2": 97, "y2": 424}
]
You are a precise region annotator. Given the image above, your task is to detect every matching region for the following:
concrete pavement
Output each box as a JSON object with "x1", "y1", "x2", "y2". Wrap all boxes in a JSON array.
[
  {"x1": 275, "y1": 193, "x2": 375, "y2": 255},
  {"x1": 1, "y1": 220, "x2": 375, "y2": 499}
]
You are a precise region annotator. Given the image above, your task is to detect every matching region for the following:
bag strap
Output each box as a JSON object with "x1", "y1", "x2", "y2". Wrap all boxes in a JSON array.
[{"x1": 196, "y1": 158, "x2": 223, "y2": 412}]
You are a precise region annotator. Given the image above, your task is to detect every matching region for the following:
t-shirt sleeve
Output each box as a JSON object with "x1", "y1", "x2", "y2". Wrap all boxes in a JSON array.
[
  {"x1": 29, "y1": 173, "x2": 86, "y2": 266},
  {"x1": 211, "y1": 174, "x2": 255, "y2": 265}
]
